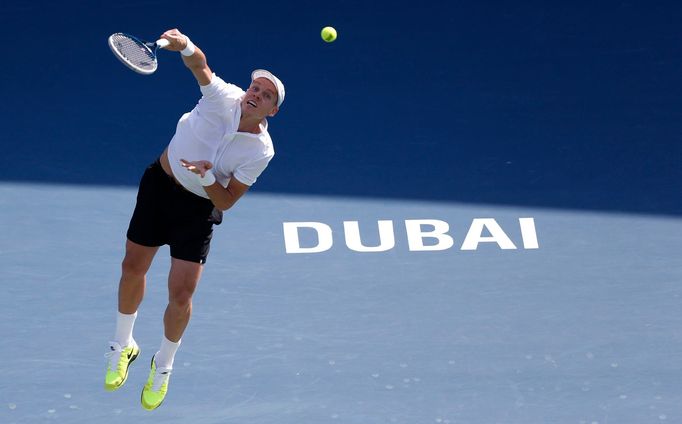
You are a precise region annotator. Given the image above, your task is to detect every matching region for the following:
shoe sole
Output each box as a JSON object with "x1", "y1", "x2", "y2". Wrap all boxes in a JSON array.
[
  {"x1": 104, "y1": 348, "x2": 140, "y2": 392},
  {"x1": 141, "y1": 395, "x2": 164, "y2": 411}
]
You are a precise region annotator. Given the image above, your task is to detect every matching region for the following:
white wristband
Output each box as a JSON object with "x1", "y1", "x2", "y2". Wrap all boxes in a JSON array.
[
  {"x1": 199, "y1": 170, "x2": 216, "y2": 186},
  {"x1": 181, "y1": 37, "x2": 196, "y2": 56}
]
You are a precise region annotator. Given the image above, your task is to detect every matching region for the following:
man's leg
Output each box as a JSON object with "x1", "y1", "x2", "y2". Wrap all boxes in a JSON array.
[
  {"x1": 106, "y1": 240, "x2": 160, "y2": 391},
  {"x1": 163, "y1": 257, "x2": 203, "y2": 342},
  {"x1": 141, "y1": 257, "x2": 202, "y2": 410},
  {"x1": 119, "y1": 239, "x2": 160, "y2": 315}
]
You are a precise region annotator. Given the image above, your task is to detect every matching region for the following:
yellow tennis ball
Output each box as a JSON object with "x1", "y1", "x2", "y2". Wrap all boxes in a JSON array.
[{"x1": 321, "y1": 26, "x2": 337, "y2": 43}]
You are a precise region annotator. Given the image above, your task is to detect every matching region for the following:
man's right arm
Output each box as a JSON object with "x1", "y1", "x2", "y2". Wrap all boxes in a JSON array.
[{"x1": 159, "y1": 28, "x2": 213, "y2": 86}]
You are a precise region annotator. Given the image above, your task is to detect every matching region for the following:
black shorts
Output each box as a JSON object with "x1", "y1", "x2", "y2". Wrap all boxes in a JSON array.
[{"x1": 126, "y1": 159, "x2": 223, "y2": 264}]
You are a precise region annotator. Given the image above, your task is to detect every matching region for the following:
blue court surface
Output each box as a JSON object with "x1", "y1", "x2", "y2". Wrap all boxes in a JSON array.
[{"x1": 2, "y1": 1, "x2": 682, "y2": 423}]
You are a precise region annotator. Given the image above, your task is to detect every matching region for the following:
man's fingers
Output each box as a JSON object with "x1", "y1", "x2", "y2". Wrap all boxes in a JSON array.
[
  {"x1": 180, "y1": 158, "x2": 205, "y2": 174},
  {"x1": 160, "y1": 30, "x2": 185, "y2": 51}
]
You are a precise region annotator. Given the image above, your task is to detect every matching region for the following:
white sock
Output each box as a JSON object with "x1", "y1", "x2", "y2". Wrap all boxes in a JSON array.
[
  {"x1": 114, "y1": 311, "x2": 137, "y2": 347},
  {"x1": 155, "y1": 336, "x2": 181, "y2": 370}
]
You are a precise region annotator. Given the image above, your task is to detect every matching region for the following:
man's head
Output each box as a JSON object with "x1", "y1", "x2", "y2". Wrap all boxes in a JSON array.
[{"x1": 241, "y1": 69, "x2": 285, "y2": 121}]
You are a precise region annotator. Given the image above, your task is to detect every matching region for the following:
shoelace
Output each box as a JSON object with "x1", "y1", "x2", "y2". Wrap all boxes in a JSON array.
[
  {"x1": 150, "y1": 367, "x2": 172, "y2": 392},
  {"x1": 104, "y1": 343, "x2": 124, "y2": 371}
]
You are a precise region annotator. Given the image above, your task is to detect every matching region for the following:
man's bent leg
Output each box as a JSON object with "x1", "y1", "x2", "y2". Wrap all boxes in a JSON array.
[
  {"x1": 141, "y1": 257, "x2": 202, "y2": 410},
  {"x1": 163, "y1": 257, "x2": 203, "y2": 343}
]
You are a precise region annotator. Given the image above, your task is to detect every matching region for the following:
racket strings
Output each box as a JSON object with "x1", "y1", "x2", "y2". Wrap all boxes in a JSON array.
[{"x1": 110, "y1": 34, "x2": 156, "y2": 72}]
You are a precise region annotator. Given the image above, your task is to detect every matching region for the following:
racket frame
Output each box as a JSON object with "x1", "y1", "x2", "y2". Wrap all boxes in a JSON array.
[{"x1": 107, "y1": 33, "x2": 168, "y2": 75}]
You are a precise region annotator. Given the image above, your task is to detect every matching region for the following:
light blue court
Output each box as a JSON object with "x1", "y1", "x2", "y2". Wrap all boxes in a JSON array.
[
  {"x1": 2, "y1": 1, "x2": 682, "y2": 422},
  {"x1": 2, "y1": 182, "x2": 681, "y2": 423}
]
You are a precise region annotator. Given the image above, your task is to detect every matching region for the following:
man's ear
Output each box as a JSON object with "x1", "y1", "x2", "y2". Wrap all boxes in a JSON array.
[{"x1": 268, "y1": 105, "x2": 279, "y2": 118}]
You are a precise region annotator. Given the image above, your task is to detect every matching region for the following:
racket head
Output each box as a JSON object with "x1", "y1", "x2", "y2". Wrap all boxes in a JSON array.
[{"x1": 108, "y1": 33, "x2": 159, "y2": 75}]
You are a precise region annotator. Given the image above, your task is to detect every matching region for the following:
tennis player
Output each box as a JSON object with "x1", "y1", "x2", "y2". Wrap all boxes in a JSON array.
[{"x1": 104, "y1": 28, "x2": 284, "y2": 410}]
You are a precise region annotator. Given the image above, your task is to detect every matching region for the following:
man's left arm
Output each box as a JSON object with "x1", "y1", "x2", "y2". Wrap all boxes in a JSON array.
[
  {"x1": 204, "y1": 177, "x2": 250, "y2": 211},
  {"x1": 179, "y1": 159, "x2": 250, "y2": 211}
]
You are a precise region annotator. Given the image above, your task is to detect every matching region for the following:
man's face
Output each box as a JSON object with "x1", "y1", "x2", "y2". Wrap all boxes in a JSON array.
[{"x1": 242, "y1": 78, "x2": 279, "y2": 118}]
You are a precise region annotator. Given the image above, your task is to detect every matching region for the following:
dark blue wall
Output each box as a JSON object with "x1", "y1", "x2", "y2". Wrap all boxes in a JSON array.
[{"x1": 2, "y1": 1, "x2": 681, "y2": 215}]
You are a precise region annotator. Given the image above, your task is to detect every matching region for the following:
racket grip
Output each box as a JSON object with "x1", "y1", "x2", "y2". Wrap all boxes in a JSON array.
[{"x1": 156, "y1": 39, "x2": 170, "y2": 48}]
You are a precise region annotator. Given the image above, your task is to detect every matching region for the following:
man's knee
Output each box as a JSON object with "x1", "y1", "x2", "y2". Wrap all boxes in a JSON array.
[
  {"x1": 168, "y1": 259, "x2": 202, "y2": 308},
  {"x1": 168, "y1": 281, "x2": 197, "y2": 308},
  {"x1": 121, "y1": 255, "x2": 150, "y2": 278}
]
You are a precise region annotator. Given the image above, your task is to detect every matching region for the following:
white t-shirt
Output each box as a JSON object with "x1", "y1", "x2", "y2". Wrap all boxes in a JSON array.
[{"x1": 167, "y1": 74, "x2": 275, "y2": 198}]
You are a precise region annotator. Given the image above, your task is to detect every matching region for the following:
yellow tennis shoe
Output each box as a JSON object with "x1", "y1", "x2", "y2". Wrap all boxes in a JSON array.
[
  {"x1": 141, "y1": 355, "x2": 172, "y2": 410},
  {"x1": 104, "y1": 340, "x2": 140, "y2": 391}
]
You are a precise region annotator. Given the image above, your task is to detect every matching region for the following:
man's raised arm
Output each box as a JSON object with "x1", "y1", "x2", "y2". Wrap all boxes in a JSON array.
[{"x1": 159, "y1": 28, "x2": 212, "y2": 86}]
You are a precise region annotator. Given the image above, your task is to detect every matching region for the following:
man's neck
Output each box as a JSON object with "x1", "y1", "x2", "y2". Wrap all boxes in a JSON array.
[{"x1": 238, "y1": 116, "x2": 262, "y2": 134}]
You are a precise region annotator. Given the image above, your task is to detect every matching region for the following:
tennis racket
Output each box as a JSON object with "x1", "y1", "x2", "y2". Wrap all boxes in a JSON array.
[{"x1": 107, "y1": 33, "x2": 170, "y2": 75}]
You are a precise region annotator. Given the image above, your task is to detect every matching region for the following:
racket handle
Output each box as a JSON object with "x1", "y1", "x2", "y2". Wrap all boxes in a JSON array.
[{"x1": 156, "y1": 39, "x2": 170, "y2": 48}]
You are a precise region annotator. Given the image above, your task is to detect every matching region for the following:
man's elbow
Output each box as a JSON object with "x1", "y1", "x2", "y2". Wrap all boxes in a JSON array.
[
  {"x1": 217, "y1": 204, "x2": 232, "y2": 212},
  {"x1": 215, "y1": 199, "x2": 237, "y2": 212},
  {"x1": 212, "y1": 183, "x2": 248, "y2": 212}
]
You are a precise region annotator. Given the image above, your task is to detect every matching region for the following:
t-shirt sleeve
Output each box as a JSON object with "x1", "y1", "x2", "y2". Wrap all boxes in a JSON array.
[
  {"x1": 233, "y1": 153, "x2": 274, "y2": 186},
  {"x1": 193, "y1": 74, "x2": 244, "y2": 127},
  {"x1": 180, "y1": 74, "x2": 244, "y2": 141}
]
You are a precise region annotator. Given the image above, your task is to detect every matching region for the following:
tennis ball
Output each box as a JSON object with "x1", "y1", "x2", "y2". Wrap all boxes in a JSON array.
[{"x1": 321, "y1": 26, "x2": 337, "y2": 43}]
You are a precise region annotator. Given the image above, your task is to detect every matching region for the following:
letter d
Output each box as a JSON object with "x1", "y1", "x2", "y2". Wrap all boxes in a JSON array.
[{"x1": 283, "y1": 222, "x2": 333, "y2": 254}]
